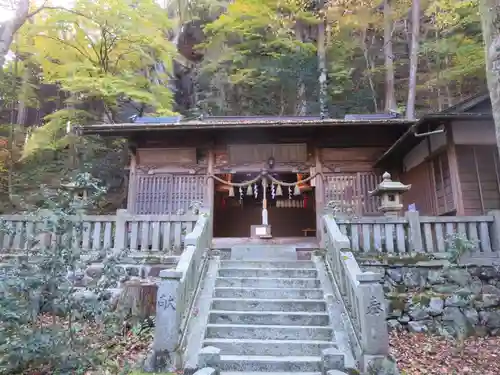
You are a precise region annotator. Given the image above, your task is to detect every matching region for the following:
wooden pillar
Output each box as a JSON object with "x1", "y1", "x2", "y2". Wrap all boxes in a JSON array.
[
  {"x1": 446, "y1": 125, "x2": 464, "y2": 215},
  {"x1": 314, "y1": 147, "x2": 325, "y2": 244},
  {"x1": 127, "y1": 150, "x2": 137, "y2": 213},
  {"x1": 205, "y1": 148, "x2": 215, "y2": 238},
  {"x1": 205, "y1": 148, "x2": 215, "y2": 210}
]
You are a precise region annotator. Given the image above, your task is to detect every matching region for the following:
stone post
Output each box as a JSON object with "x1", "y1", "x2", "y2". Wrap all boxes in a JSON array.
[
  {"x1": 356, "y1": 272, "x2": 388, "y2": 360},
  {"x1": 488, "y1": 210, "x2": 500, "y2": 252},
  {"x1": 405, "y1": 210, "x2": 423, "y2": 252},
  {"x1": 114, "y1": 209, "x2": 128, "y2": 251},
  {"x1": 152, "y1": 269, "x2": 182, "y2": 369}
]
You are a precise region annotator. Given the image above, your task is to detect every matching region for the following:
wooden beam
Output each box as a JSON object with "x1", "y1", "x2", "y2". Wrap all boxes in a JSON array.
[
  {"x1": 446, "y1": 125, "x2": 464, "y2": 215},
  {"x1": 314, "y1": 147, "x2": 325, "y2": 244},
  {"x1": 127, "y1": 151, "x2": 137, "y2": 213},
  {"x1": 472, "y1": 146, "x2": 485, "y2": 214},
  {"x1": 426, "y1": 136, "x2": 439, "y2": 215},
  {"x1": 206, "y1": 147, "x2": 215, "y2": 213}
]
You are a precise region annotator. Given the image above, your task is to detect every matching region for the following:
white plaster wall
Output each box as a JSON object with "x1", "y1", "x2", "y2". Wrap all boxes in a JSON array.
[{"x1": 452, "y1": 120, "x2": 496, "y2": 145}]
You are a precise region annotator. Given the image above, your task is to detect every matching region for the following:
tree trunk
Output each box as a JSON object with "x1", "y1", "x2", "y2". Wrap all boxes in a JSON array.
[
  {"x1": 361, "y1": 28, "x2": 378, "y2": 112},
  {"x1": 480, "y1": 0, "x2": 500, "y2": 157},
  {"x1": 0, "y1": 0, "x2": 30, "y2": 70},
  {"x1": 383, "y1": 0, "x2": 396, "y2": 112},
  {"x1": 295, "y1": 23, "x2": 307, "y2": 115},
  {"x1": 406, "y1": 0, "x2": 420, "y2": 119},
  {"x1": 317, "y1": 0, "x2": 328, "y2": 118},
  {"x1": 118, "y1": 280, "x2": 158, "y2": 322}
]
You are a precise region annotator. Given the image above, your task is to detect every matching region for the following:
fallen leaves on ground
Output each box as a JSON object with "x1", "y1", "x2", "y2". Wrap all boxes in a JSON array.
[
  {"x1": 390, "y1": 331, "x2": 500, "y2": 375},
  {"x1": 25, "y1": 314, "x2": 154, "y2": 375}
]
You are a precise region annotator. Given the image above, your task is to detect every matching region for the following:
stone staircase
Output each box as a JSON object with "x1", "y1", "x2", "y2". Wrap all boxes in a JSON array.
[{"x1": 198, "y1": 256, "x2": 347, "y2": 374}]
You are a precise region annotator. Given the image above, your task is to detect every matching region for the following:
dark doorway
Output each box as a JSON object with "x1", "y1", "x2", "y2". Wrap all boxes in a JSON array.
[{"x1": 213, "y1": 172, "x2": 316, "y2": 237}]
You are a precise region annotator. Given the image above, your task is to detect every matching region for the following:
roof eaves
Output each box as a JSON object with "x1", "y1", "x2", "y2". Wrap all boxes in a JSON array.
[
  {"x1": 439, "y1": 92, "x2": 490, "y2": 114},
  {"x1": 80, "y1": 118, "x2": 415, "y2": 134},
  {"x1": 374, "y1": 112, "x2": 493, "y2": 167}
]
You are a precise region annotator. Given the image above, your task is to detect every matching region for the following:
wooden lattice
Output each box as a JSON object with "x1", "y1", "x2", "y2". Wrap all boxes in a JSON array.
[
  {"x1": 324, "y1": 172, "x2": 380, "y2": 216},
  {"x1": 134, "y1": 174, "x2": 205, "y2": 214}
]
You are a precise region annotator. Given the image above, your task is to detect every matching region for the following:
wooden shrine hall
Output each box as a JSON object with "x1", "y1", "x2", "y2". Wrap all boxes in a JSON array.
[{"x1": 81, "y1": 95, "x2": 500, "y2": 240}]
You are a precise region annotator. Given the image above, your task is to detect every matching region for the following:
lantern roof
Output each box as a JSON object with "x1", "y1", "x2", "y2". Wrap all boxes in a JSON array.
[{"x1": 369, "y1": 172, "x2": 411, "y2": 196}]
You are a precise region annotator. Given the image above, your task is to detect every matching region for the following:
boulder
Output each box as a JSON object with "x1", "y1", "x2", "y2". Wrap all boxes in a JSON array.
[
  {"x1": 462, "y1": 307, "x2": 479, "y2": 326},
  {"x1": 398, "y1": 314, "x2": 410, "y2": 324},
  {"x1": 445, "y1": 288, "x2": 474, "y2": 308},
  {"x1": 387, "y1": 268, "x2": 403, "y2": 283},
  {"x1": 427, "y1": 270, "x2": 445, "y2": 285},
  {"x1": 403, "y1": 268, "x2": 426, "y2": 288},
  {"x1": 479, "y1": 310, "x2": 500, "y2": 329},
  {"x1": 444, "y1": 268, "x2": 472, "y2": 286},
  {"x1": 409, "y1": 306, "x2": 429, "y2": 321},
  {"x1": 426, "y1": 297, "x2": 444, "y2": 316},
  {"x1": 442, "y1": 306, "x2": 471, "y2": 337},
  {"x1": 387, "y1": 319, "x2": 403, "y2": 331},
  {"x1": 408, "y1": 320, "x2": 430, "y2": 333}
]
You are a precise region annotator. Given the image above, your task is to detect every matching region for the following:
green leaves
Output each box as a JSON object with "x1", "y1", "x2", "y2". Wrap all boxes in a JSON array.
[{"x1": 11, "y1": 0, "x2": 176, "y2": 157}]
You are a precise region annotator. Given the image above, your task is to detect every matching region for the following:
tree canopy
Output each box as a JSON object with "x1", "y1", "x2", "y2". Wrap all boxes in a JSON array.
[{"x1": 0, "y1": 0, "x2": 492, "y2": 211}]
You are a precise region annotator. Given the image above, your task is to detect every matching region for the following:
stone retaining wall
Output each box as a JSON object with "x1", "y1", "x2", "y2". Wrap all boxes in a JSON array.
[{"x1": 358, "y1": 253, "x2": 500, "y2": 337}]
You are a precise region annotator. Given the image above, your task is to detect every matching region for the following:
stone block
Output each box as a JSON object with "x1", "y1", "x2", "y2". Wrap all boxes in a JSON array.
[
  {"x1": 85, "y1": 264, "x2": 104, "y2": 279},
  {"x1": 193, "y1": 367, "x2": 217, "y2": 375},
  {"x1": 197, "y1": 346, "x2": 221, "y2": 368},
  {"x1": 322, "y1": 347, "x2": 345, "y2": 371},
  {"x1": 143, "y1": 264, "x2": 174, "y2": 278}
]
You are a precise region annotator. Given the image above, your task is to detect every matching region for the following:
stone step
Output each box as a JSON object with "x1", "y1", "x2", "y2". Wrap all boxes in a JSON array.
[
  {"x1": 203, "y1": 338, "x2": 335, "y2": 356},
  {"x1": 230, "y1": 245, "x2": 297, "y2": 261},
  {"x1": 218, "y1": 355, "x2": 322, "y2": 372},
  {"x1": 211, "y1": 298, "x2": 327, "y2": 312},
  {"x1": 209, "y1": 310, "x2": 330, "y2": 326},
  {"x1": 205, "y1": 324, "x2": 333, "y2": 341},
  {"x1": 218, "y1": 268, "x2": 317, "y2": 278},
  {"x1": 215, "y1": 277, "x2": 321, "y2": 289},
  {"x1": 220, "y1": 260, "x2": 315, "y2": 269},
  {"x1": 214, "y1": 287, "x2": 324, "y2": 299}
]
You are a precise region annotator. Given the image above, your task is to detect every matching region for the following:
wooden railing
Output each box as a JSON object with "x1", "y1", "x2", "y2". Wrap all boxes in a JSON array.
[
  {"x1": 153, "y1": 209, "x2": 212, "y2": 359},
  {"x1": 335, "y1": 211, "x2": 500, "y2": 254},
  {"x1": 322, "y1": 214, "x2": 388, "y2": 363},
  {"x1": 0, "y1": 209, "x2": 199, "y2": 253}
]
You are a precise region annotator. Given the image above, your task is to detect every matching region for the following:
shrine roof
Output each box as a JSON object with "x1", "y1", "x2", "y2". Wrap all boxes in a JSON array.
[{"x1": 80, "y1": 115, "x2": 414, "y2": 136}]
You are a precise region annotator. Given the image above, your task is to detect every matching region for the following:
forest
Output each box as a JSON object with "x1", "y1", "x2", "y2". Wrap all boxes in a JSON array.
[{"x1": 0, "y1": 0, "x2": 497, "y2": 212}]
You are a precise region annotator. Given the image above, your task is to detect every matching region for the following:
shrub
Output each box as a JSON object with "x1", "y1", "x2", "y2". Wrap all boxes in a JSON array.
[{"x1": 0, "y1": 173, "x2": 131, "y2": 375}]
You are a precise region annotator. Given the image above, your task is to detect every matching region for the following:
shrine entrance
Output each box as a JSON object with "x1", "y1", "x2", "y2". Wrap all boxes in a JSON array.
[{"x1": 212, "y1": 172, "x2": 317, "y2": 238}]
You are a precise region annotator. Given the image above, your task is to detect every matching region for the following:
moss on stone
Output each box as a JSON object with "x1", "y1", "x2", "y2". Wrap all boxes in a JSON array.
[
  {"x1": 355, "y1": 252, "x2": 435, "y2": 266},
  {"x1": 411, "y1": 293, "x2": 431, "y2": 306},
  {"x1": 143, "y1": 256, "x2": 162, "y2": 264},
  {"x1": 387, "y1": 293, "x2": 408, "y2": 311}
]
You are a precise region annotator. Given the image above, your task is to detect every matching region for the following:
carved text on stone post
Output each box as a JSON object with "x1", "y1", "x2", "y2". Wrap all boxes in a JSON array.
[
  {"x1": 366, "y1": 296, "x2": 383, "y2": 316},
  {"x1": 157, "y1": 294, "x2": 176, "y2": 311}
]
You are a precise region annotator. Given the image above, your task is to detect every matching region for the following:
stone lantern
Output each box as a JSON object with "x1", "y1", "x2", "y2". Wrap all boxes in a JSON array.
[
  {"x1": 369, "y1": 172, "x2": 411, "y2": 216},
  {"x1": 60, "y1": 173, "x2": 94, "y2": 213}
]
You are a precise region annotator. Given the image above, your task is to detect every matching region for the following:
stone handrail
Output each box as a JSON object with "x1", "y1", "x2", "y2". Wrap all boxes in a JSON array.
[
  {"x1": 322, "y1": 214, "x2": 388, "y2": 364},
  {"x1": 153, "y1": 208, "x2": 212, "y2": 361}
]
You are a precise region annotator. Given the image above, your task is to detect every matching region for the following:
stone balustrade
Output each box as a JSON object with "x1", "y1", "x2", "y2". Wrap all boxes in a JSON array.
[
  {"x1": 152, "y1": 209, "x2": 212, "y2": 369},
  {"x1": 322, "y1": 214, "x2": 389, "y2": 368}
]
